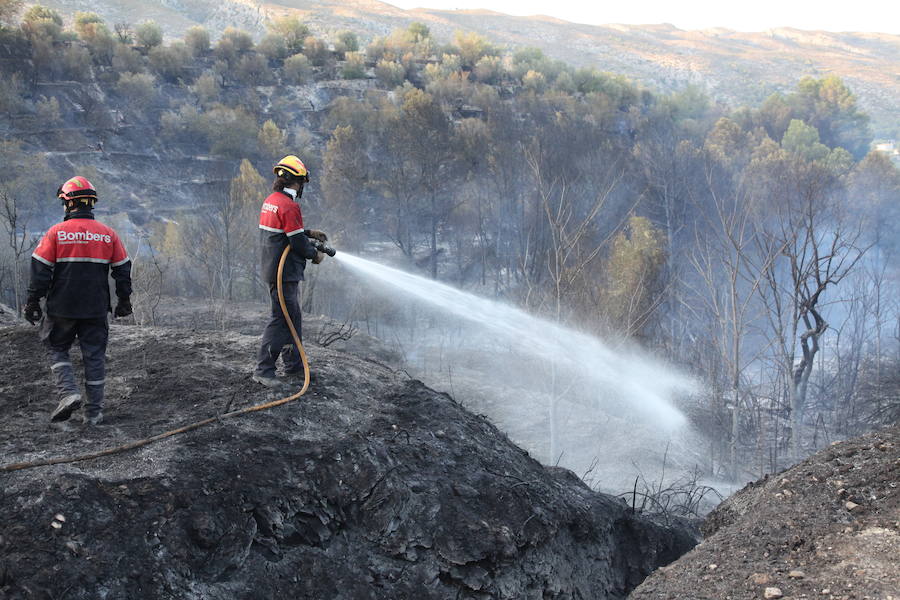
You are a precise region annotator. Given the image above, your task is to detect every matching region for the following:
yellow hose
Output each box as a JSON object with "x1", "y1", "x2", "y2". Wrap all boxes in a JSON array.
[
  {"x1": 1, "y1": 246, "x2": 309, "y2": 472},
  {"x1": 275, "y1": 245, "x2": 310, "y2": 398}
]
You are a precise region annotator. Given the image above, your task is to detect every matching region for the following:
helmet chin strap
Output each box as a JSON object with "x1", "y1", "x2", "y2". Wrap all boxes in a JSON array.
[{"x1": 283, "y1": 185, "x2": 303, "y2": 200}]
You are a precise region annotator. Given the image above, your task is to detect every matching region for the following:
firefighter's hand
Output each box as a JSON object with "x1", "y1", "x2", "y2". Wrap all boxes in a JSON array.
[
  {"x1": 306, "y1": 229, "x2": 328, "y2": 243},
  {"x1": 114, "y1": 298, "x2": 133, "y2": 318},
  {"x1": 312, "y1": 250, "x2": 326, "y2": 264},
  {"x1": 23, "y1": 299, "x2": 42, "y2": 325}
]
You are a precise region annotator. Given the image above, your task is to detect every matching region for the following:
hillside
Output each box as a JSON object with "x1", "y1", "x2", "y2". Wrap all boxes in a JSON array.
[
  {"x1": 36, "y1": 0, "x2": 900, "y2": 135},
  {"x1": 630, "y1": 423, "x2": 900, "y2": 599},
  {"x1": 0, "y1": 318, "x2": 696, "y2": 599}
]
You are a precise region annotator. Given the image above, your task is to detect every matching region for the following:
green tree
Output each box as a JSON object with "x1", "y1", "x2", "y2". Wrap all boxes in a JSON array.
[
  {"x1": 341, "y1": 51, "x2": 366, "y2": 79},
  {"x1": 73, "y1": 11, "x2": 103, "y2": 37},
  {"x1": 219, "y1": 27, "x2": 253, "y2": 53},
  {"x1": 453, "y1": 30, "x2": 497, "y2": 69},
  {"x1": 0, "y1": 0, "x2": 23, "y2": 25},
  {"x1": 34, "y1": 95, "x2": 60, "y2": 128},
  {"x1": 602, "y1": 216, "x2": 667, "y2": 340},
  {"x1": 135, "y1": 21, "x2": 162, "y2": 51},
  {"x1": 21, "y1": 5, "x2": 63, "y2": 42},
  {"x1": 234, "y1": 52, "x2": 272, "y2": 86},
  {"x1": 374, "y1": 59, "x2": 405, "y2": 88},
  {"x1": 258, "y1": 119, "x2": 288, "y2": 160},
  {"x1": 322, "y1": 125, "x2": 368, "y2": 246},
  {"x1": 223, "y1": 159, "x2": 265, "y2": 298},
  {"x1": 407, "y1": 22, "x2": 430, "y2": 42},
  {"x1": 791, "y1": 76, "x2": 871, "y2": 158},
  {"x1": 116, "y1": 72, "x2": 156, "y2": 110},
  {"x1": 73, "y1": 14, "x2": 116, "y2": 66},
  {"x1": 112, "y1": 42, "x2": 144, "y2": 74},
  {"x1": 0, "y1": 72, "x2": 25, "y2": 116},
  {"x1": 283, "y1": 53, "x2": 312, "y2": 84},
  {"x1": 202, "y1": 106, "x2": 258, "y2": 157},
  {"x1": 849, "y1": 151, "x2": 900, "y2": 255},
  {"x1": 149, "y1": 42, "x2": 191, "y2": 83},
  {"x1": 522, "y1": 69, "x2": 546, "y2": 93},
  {"x1": 473, "y1": 55, "x2": 503, "y2": 84},
  {"x1": 267, "y1": 16, "x2": 308, "y2": 55},
  {"x1": 334, "y1": 30, "x2": 359, "y2": 58},
  {"x1": 184, "y1": 26, "x2": 210, "y2": 57},
  {"x1": 190, "y1": 71, "x2": 220, "y2": 107},
  {"x1": 781, "y1": 119, "x2": 829, "y2": 162},
  {"x1": 553, "y1": 71, "x2": 576, "y2": 94},
  {"x1": 62, "y1": 45, "x2": 92, "y2": 81},
  {"x1": 258, "y1": 34, "x2": 288, "y2": 61},
  {"x1": 303, "y1": 36, "x2": 329, "y2": 66}
]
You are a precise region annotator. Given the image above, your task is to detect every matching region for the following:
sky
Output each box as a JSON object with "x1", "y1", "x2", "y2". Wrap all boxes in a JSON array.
[{"x1": 384, "y1": 0, "x2": 900, "y2": 34}]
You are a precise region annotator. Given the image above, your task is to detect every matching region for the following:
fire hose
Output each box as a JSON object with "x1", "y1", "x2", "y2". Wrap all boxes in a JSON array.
[{"x1": 1, "y1": 242, "x2": 334, "y2": 473}]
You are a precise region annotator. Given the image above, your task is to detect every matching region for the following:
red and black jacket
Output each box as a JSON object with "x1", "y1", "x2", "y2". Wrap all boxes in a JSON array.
[
  {"x1": 28, "y1": 211, "x2": 132, "y2": 319},
  {"x1": 258, "y1": 190, "x2": 318, "y2": 284}
]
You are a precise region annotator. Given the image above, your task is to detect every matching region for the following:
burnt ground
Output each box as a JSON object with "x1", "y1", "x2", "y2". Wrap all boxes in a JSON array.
[
  {"x1": 630, "y1": 425, "x2": 900, "y2": 600},
  {"x1": 0, "y1": 319, "x2": 696, "y2": 600}
]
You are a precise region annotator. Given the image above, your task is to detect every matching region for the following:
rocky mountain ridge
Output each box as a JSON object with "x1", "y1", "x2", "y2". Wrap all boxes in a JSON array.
[{"x1": 33, "y1": 0, "x2": 900, "y2": 135}]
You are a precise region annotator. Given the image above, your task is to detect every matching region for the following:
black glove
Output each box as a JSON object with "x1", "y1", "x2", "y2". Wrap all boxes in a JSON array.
[
  {"x1": 114, "y1": 297, "x2": 132, "y2": 318},
  {"x1": 23, "y1": 298, "x2": 42, "y2": 325},
  {"x1": 306, "y1": 229, "x2": 328, "y2": 243}
]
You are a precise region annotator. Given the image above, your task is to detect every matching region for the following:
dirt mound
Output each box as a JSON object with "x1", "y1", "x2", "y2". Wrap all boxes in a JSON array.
[
  {"x1": 0, "y1": 323, "x2": 695, "y2": 599},
  {"x1": 629, "y1": 424, "x2": 900, "y2": 600}
]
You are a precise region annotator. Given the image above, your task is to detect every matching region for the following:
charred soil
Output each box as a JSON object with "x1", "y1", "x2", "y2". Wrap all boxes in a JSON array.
[
  {"x1": 0, "y1": 321, "x2": 696, "y2": 599},
  {"x1": 629, "y1": 424, "x2": 900, "y2": 600}
]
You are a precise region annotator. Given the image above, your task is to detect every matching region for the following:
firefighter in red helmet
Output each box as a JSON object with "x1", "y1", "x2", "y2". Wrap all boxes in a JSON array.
[
  {"x1": 24, "y1": 176, "x2": 132, "y2": 425},
  {"x1": 253, "y1": 155, "x2": 328, "y2": 389}
]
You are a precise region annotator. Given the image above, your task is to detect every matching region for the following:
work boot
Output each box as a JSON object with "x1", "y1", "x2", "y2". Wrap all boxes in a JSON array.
[
  {"x1": 252, "y1": 373, "x2": 289, "y2": 390},
  {"x1": 283, "y1": 368, "x2": 314, "y2": 387},
  {"x1": 82, "y1": 411, "x2": 103, "y2": 426},
  {"x1": 50, "y1": 357, "x2": 80, "y2": 416},
  {"x1": 51, "y1": 393, "x2": 82, "y2": 422},
  {"x1": 84, "y1": 383, "x2": 104, "y2": 425}
]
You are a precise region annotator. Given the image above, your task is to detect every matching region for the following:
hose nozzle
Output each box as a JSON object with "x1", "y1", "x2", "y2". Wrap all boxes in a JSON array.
[{"x1": 314, "y1": 241, "x2": 336, "y2": 257}]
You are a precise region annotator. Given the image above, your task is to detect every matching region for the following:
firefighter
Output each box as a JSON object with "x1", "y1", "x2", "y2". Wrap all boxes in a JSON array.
[
  {"x1": 23, "y1": 176, "x2": 132, "y2": 426},
  {"x1": 253, "y1": 155, "x2": 328, "y2": 389}
]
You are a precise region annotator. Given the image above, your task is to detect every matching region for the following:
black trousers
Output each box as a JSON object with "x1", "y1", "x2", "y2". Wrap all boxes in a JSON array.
[
  {"x1": 41, "y1": 316, "x2": 108, "y2": 411},
  {"x1": 255, "y1": 282, "x2": 303, "y2": 377}
]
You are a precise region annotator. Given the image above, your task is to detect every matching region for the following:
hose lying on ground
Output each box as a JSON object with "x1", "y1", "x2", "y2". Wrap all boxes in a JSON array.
[{"x1": 1, "y1": 247, "x2": 308, "y2": 473}]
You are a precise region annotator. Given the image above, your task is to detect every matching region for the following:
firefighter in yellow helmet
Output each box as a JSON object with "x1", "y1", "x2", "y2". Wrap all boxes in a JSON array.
[{"x1": 253, "y1": 155, "x2": 328, "y2": 389}]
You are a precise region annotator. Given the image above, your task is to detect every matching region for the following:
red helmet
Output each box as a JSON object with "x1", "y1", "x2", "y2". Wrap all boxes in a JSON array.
[{"x1": 57, "y1": 176, "x2": 97, "y2": 207}]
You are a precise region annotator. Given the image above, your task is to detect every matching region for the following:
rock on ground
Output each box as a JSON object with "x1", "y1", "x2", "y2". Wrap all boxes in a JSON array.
[
  {"x1": 0, "y1": 323, "x2": 696, "y2": 599},
  {"x1": 629, "y1": 424, "x2": 900, "y2": 600}
]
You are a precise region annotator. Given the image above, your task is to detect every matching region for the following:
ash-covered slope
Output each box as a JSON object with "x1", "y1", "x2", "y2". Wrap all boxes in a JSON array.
[
  {"x1": 0, "y1": 322, "x2": 695, "y2": 599},
  {"x1": 630, "y1": 424, "x2": 900, "y2": 600}
]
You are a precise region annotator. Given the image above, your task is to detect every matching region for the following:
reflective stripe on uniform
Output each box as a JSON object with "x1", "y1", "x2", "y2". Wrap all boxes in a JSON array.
[
  {"x1": 111, "y1": 256, "x2": 131, "y2": 267},
  {"x1": 86, "y1": 379, "x2": 106, "y2": 386},
  {"x1": 51, "y1": 362, "x2": 72, "y2": 370},
  {"x1": 259, "y1": 225, "x2": 284, "y2": 233},
  {"x1": 286, "y1": 228, "x2": 305, "y2": 237},
  {"x1": 32, "y1": 252, "x2": 55, "y2": 266},
  {"x1": 56, "y1": 257, "x2": 111, "y2": 264}
]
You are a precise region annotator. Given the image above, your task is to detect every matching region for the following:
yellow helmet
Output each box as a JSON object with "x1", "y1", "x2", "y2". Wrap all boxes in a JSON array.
[{"x1": 273, "y1": 155, "x2": 309, "y2": 181}]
